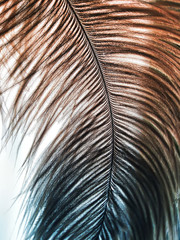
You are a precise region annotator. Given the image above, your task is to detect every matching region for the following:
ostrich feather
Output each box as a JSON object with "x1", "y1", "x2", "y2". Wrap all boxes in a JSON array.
[{"x1": 0, "y1": 0, "x2": 180, "y2": 239}]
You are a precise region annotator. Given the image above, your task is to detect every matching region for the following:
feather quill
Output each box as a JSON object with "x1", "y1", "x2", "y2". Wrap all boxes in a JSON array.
[{"x1": 0, "y1": 0, "x2": 180, "y2": 239}]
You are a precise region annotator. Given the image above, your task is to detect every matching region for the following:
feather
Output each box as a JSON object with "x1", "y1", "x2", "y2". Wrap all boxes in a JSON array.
[{"x1": 0, "y1": 0, "x2": 180, "y2": 239}]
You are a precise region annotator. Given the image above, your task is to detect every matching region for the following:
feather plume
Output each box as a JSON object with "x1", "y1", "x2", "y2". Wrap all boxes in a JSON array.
[{"x1": 0, "y1": 0, "x2": 180, "y2": 239}]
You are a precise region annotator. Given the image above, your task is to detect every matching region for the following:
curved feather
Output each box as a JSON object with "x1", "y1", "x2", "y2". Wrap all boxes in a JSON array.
[{"x1": 0, "y1": 1, "x2": 180, "y2": 239}]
